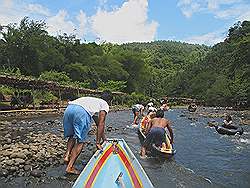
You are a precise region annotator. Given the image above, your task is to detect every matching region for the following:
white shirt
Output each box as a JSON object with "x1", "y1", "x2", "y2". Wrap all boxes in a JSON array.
[
  {"x1": 69, "y1": 97, "x2": 109, "y2": 116},
  {"x1": 148, "y1": 106, "x2": 157, "y2": 112},
  {"x1": 147, "y1": 102, "x2": 154, "y2": 107},
  {"x1": 133, "y1": 104, "x2": 144, "y2": 110}
]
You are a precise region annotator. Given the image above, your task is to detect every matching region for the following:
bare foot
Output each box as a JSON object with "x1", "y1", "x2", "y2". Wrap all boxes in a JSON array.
[
  {"x1": 64, "y1": 155, "x2": 70, "y2": 164},
  {"x1": 66, "y1": 167, "x2": 80, "y2": 175},
  {"x1": 161, "y1": 143, "x2": 167, "y2": 151},
  {"x1": 140, "y1": 155, "x2": 147, "y2": 159}
]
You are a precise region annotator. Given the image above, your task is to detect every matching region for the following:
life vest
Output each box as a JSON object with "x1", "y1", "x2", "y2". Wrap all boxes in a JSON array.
[{"x1": 141, "y1": 116, "x2": 150, "y2": 129}]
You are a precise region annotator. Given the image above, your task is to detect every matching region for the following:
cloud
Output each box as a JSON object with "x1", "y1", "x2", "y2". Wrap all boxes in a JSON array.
[
  {"x1": 76, "y1": 10, "x2": 88, "y2": 37},
  {"x1": 25, "y1": 4, "x2": 50, "y2": 16},
  {"x1": 184, "y1": 30, "x2": 226, "y2": 45},
  {"x1": 47, "y1": 10, "x2": 76, "y2": 36},
  {"x1": 90, "y1": 0, "x2": 158, "y2": 44},
  {"x1": 0, "y1": 0, "x2": 25, "y2": 26},
  {"x1": 215, "y1": 4, "x2": 250, "y2": 20},
  {"x1": 46, "y1": 9, "x2": 89, "y2": 39},
  {"x1": 177, "y1": 0, "x2": 250, "y2": 21}
]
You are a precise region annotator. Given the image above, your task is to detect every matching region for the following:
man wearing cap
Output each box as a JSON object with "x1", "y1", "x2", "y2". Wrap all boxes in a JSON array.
[{"x1": 63, "y1": 91, "x2": 112, "y2": 174}]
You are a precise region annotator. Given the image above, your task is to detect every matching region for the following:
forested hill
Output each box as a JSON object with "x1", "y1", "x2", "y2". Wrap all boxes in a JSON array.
[
  {"x1": 0, "y1": 17, "x2": 208, "y2": 96},
  {"x1": 102, "y1": 41, "x2": 209, "y2": 96},
  {"x1": 170, "y1": 21, "x2": 250, "y2": 108},
  {"x1": 121, "y1": 41, "x2": 209, "y2": 67},
  {"x1": 0, "y1": 17, "x2": 249, "y2": 108}
]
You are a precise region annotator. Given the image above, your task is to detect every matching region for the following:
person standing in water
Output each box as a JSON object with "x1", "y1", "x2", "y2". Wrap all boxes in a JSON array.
[
  {"x1": 160, "y1": 97, "x2": 170, "y2": 111},
  {"x1": 140, "y1": 109, "x2": 173, "y2": 158},
  {"x1": 223, "y1": 115, "x2": 233, "y2": 128},
  {"x1": 131, "y1": 103, "x2": 145, "y2": 125},
  {"x1": 63, "y1": 91, "x2": 112, "y2": 174}
]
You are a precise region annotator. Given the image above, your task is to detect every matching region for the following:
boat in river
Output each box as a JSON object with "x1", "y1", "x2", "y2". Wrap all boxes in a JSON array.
[
  {"x1": 138, "y1": 124, "x2": 176, "y2": 158},
  {"x1": 73, "y1": 139, "x2": 153, "y2": 188}
]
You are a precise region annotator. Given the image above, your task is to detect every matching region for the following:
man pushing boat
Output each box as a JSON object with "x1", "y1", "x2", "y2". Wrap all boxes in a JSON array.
[
  {"x1": 62, "y1": 91, "x2": 112, "y2": 174},
  {"x1": 140, "y1": 109, "x2": 174, "y2": 158}
]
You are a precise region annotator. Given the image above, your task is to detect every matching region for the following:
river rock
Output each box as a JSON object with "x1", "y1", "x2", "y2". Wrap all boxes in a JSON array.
[
  {"x1": 5, "y1": 159, "x2": 15, "y2": 166},
  {"x1": 30, "y1": 169, "x2": 42, "y2": 177},
  {"x1": 10, "y1": 152, "x2": 26, "y2": 159},
  {"x1": 9, "y1": 166, "x2": 16, "y2": 172},
  {"x1": 15, "y1": 158, "x2": 25, "y2": 165},
  {"x1": 11, "y1": 120, "x2": 17, "y2": 124},
  {"x1": 24, "y1": 165, "x2": 32, "y2": 171},
  {"x1": 0, "y1": 168, "x2": 9, "y2": 177}
]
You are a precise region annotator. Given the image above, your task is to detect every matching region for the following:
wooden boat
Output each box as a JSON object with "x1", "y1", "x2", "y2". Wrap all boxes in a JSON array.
[
  {"x1": 73, "y1": 139, "x2": 154, "y2": 188},
  {"x1": 138, "y1": 124, "x2": 176, "y2": 158}
]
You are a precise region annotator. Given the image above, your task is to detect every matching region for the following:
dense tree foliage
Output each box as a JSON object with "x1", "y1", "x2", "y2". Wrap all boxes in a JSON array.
[
  {"x1": 0, "y1": 17, "x2": 249, "y2": 108},
  {"x1": 171, "y1": 21, "x2": 249, "y2": 107}
]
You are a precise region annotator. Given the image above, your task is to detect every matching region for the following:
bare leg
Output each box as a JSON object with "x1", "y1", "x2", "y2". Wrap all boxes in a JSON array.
[
  {"x1": 66, "y1": 142, "x2": 85, "y2": 175},
  {"x1": 140, "y1": 146, "x2": 146, "y2": 158},
  {"x1": 133, "y1": 112, "x2": 139, "y2": 124},
  {"x1": 64, "y1": 137, "x2": 75, "y2": 164}
]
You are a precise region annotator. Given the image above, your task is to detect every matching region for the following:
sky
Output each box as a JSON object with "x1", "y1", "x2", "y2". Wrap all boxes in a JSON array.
[{"x1": 0, "y1": 0, "x2": 250, "y2": 46}]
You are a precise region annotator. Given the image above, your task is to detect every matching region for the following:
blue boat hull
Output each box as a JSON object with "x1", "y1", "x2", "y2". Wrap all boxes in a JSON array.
[{"x1": 73, "y1": 139, "x2": 153, "y2": 188}]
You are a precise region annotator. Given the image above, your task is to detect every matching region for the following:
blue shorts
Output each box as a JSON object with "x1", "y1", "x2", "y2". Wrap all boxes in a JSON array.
[
  {"x1": 63, "y1": 104, "x2": 91, "y2": 142},
  {"x1": 143, "y1": 127, "x2": 166, "y2": 147}
]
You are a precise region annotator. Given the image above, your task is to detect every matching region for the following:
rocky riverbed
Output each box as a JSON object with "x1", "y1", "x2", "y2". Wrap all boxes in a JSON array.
[
  {"x1": 0, "y1": 118, "x2": 108, "y2": 187},
  {"x1": 0, "y1": 107, "x2": 249, "y2": 188}
]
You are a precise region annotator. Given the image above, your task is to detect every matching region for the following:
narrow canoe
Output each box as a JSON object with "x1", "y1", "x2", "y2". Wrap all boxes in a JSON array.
[
  {"x1": 73, "y1": 139, "x2": 154, "y2": 188},
  {"x1": 138, "y1": 125, "x2": 176, "y2": 158}
]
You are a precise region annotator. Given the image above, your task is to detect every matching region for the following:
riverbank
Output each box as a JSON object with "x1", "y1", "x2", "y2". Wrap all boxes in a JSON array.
[
  {"x1": 0, "y1": 115, "x2": 124, "y2": 188},
  {"x1": 0, "y1": 105, "x2": 129, "y2": 120}
]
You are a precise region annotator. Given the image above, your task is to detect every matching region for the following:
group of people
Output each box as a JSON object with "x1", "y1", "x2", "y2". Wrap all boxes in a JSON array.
[
  {"x1": 61, "y1": 93, "x2": 173, "y2": 175},
  {"x1": 61, "y1": 93, "x2": 236, "y2": 175},
  {"x1": 131, "y1": 98, "x2": 174, "y2": 158}
]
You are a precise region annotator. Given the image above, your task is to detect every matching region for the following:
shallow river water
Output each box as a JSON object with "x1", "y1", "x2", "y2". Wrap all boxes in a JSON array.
[
  {"x1": 1, "y1": 108, "x2": 249, "y2": 188},
  {"x1": 107, "y1": 109, "x2": 250, "y2": 188}
]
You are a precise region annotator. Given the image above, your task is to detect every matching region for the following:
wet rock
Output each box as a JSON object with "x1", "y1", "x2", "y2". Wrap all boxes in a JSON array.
[
  {"x1": 0, "y1": 169, "x2": 9, "y2": 177},
  {"x1": 107, "y1": 126, "x2": 113, "y2": 132},
  {"x1": 30, "y1": 169, "x2": 42, "y2": 177},
  {"x1": 24, "y1": 165, "x2": 32, "y2": 171}
]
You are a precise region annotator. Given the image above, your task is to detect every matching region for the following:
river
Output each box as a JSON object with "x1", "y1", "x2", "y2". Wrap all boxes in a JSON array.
[{"x1": 0, "y1": 108, "x2": 249, "y2": 188}]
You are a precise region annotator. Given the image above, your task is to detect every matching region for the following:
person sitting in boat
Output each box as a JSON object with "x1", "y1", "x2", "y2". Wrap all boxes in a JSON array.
[
  {"x1": 63, "y1": 91, "x2": 112, "y2": 175},
  {"x1": 140, "y1": 109, "x2": 173, "y2": 158},
  {"x1": 159, "y1": 97, "x2": 170, "y2": 111},
  {"x1": 223, "y1": 115, "x2": 233, "y2": 128},
  {"x1": 132, "y1": 103, "x2": 145, "y2": 125},
  {"x1": 140, "y1": 107, "x2": 157, "y2": 132}
]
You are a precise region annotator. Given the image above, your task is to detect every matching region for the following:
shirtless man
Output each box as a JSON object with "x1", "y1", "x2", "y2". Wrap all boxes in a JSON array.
[{"x1": 140, "y1": 109, "x2": 173, "y2": 158}]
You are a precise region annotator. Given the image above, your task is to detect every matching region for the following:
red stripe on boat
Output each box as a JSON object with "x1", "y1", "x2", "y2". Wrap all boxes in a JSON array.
[
  {"x1": 85, "y1": 146, "x2": 113, "y2": 188},
  {"x1": 118, "y1": 149, "x2": 142, "y2": 188}
]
